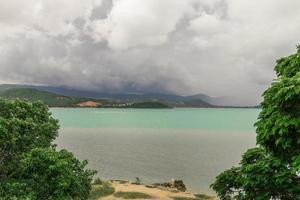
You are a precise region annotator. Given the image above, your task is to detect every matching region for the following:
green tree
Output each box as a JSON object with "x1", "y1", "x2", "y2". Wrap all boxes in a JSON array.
[
  {"x1": 19, "y1": 148, "x2": 95, "y2": 200},
  {"x1": 211, "y1": 47, "x2": 300, "y2": 199},
  {"x1": 0, "y1": 98, "x2": 95, "y2": 199},
  {"x1": 0, "y1": 99, "x2": 59, "y2": 181}
]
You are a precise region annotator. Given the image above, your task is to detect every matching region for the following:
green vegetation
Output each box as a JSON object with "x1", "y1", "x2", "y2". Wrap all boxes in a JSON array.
[
  {"x1": 127, "y1": 101, "x2": 171, "y2": 108},
  {"x1": 113, "y1": 191, "x2": 152, "y2": 199},
  {"x1": 0, "y1": 87, "x2": 103, "y2": 107},
  {"x1": 194, "y1": 194, "x2": 214, "y2": 199},
  {"x1": 93, "y1": 177, "x2": 103, "y2": 185},
  {"x1": 89, "y1": 183, "x2": 115, "y2": 200},
  {"x1": 0, "y1": 98, "x2": 96, "y2": 199},
  {"x1": 211, "y1": 47, "x2": 300, "y2": 199},
  {"x1": 173, "y1": 194, "x2": 213, "y2": 200}
]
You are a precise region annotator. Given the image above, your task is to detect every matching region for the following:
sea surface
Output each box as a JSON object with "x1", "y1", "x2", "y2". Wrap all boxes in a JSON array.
[{"x1": 52, "y1": 108, "x2": 260, "y2": 194}]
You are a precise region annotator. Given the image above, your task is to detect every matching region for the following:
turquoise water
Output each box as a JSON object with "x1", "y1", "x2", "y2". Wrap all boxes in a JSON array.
[
  {"x1": 52, "y1": 108, "x2": 260, "y2": 194},
  {"x1": 51, "y1": 108, "x2": 259, "y2": 131}
]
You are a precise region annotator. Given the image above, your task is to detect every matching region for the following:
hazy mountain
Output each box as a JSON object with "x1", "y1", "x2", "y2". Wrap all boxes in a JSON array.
[{"x1": 0, "y1": 84, "x2": 222, "y2": 107}]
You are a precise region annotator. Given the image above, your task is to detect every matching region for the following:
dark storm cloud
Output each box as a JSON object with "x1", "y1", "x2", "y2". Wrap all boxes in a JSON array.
[{"x1": 0, "y1": 0, "x2": 299, "y2": 105}]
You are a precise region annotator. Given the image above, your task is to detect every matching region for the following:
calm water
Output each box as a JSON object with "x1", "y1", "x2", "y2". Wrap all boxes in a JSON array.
[{"x1": 52, "y1": 108, "x2": 260, "y2": 194}]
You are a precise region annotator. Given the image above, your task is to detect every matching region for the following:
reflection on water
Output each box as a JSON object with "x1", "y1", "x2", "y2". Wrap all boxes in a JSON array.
[{"x1": 56, "y1": 128, "x2": 255, "y2": 194}]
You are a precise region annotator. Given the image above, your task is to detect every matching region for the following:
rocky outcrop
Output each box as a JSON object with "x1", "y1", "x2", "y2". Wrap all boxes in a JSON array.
[
  {"x1": 173, "y1": 180, "x2": 187, "y2": 192},
  {"x1": 153, "y1": 180, "x2": 187, "y2": 192}
]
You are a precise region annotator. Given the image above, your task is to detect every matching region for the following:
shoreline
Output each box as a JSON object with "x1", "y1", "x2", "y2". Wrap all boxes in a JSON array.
[
  {"x1": 90, "y1": 180, "x2": 218, "y2": 200},
  {"x1": 50, "y1": 106, "x2": 261, "y2": 109}
]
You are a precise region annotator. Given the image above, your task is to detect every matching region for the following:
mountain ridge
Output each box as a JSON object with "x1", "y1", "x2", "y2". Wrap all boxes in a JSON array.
[
  {"x1": 0, "y1": 84, "x2": 215, "y2": 106},
  {"x1": 0, "y1": 84, "x2": 259, "y2": 108}
]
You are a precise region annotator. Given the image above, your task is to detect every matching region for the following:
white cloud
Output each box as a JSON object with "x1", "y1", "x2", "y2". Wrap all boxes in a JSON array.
[
  {"x1": 189, "y1": 13, "x2": 226, "y2": 36},
  {"x1": 0, "y1": 0, "x2": 102, "y2": 36},
  {"x1": 92, "y1": 0, "x2": 194, "y2": 49}
]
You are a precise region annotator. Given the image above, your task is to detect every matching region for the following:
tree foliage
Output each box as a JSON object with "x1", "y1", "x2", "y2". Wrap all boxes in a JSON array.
[
  {"x1": 19, "y1": 148, "x2": 95, "y2": 199},
  {"x1": 0, "y1": 98, "x2": 95, "y2": 199},
  {"x1": 212, "y1": 47, "x2": 300, "y2": 199}
]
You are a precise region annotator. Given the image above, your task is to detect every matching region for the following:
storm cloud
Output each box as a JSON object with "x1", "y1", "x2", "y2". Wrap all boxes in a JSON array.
[{"x1": 0, "y1": 0, "x2": 299, "y2": 105}]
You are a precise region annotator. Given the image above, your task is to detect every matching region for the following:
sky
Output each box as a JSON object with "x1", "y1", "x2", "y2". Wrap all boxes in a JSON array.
[{"x1": 0, "y1": 0, "x2": 299, "y2": 105}]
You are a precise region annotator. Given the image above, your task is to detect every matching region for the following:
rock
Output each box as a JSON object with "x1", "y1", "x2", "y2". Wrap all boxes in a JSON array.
[
  {"x1": 153, "y1": 182, "x2": 172, "y2": 187},
  {"x1": 153, "y1": 180, "x2": 187, "y2": 192},
  {"x1": 145, "y1": 185, "x2": 155, "y2": 188},
  {"x1": 173, "y1": 180, "x2": 186, "y2": 192},
  {"x1": 111, "y1": 180, "x2": 129, "y2": 184}
]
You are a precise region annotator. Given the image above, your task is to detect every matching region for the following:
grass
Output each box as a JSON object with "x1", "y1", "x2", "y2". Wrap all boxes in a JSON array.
[
  {"x1": 88, "y1": 182, "x2": 115, "y2": 200},
  {"x1": 114, "y1": 191, "x2": 152, "y2": 199},
  {"x1": 173, "y1": 194, "x2": 213, "y2": 200},
  {"x1": 195, "y1": 194, "x2": 213, "y2": 199}
]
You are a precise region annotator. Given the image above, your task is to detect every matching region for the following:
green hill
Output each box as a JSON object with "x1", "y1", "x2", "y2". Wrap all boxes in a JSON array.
[
  {"x1": 0, "y1": 87, "x2": 171, "y2": 108},
  {"x1": 0, "y1": 88, "x2": 103, "y2": 107}
]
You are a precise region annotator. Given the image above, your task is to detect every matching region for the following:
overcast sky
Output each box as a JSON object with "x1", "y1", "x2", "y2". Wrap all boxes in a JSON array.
[{"x1": 0, "y1": 0, "x2": 299, "y2": 105}]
